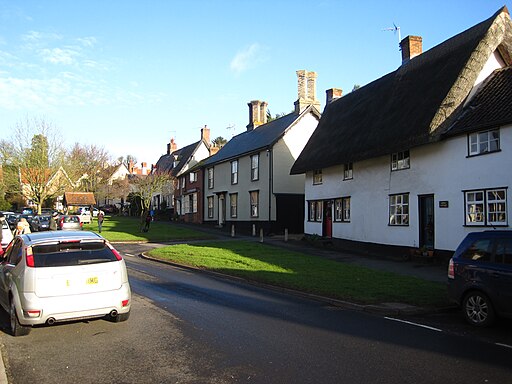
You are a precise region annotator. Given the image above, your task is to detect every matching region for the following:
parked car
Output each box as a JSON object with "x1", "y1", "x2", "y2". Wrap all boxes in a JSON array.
[
  {"x1": 1, "y1": 220, "x2": 13, "y2": 250},
  {"x1": 30, "y1": 215, "x2": 51, "y2": 232},
  {"x1": 447, "y1": 230, "x2": 512, "y2": 326},
  {"x1": 78, "y1": 207, "x2": 99, "y2": 217},
  {"x1": 58, "y1": 215, "x2": 82, "y2": 231},
  {"x1": 5, "y1": 213, "x2": 19, "y2": 231},
  {"x1": 0, "y1": 230, "x2": 131, "y2": 336}
]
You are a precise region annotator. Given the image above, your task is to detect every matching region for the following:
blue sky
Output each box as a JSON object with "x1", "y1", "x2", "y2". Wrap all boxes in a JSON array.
[{"x1": 0, "y1": 0, "x2": 509, "y2": 165}]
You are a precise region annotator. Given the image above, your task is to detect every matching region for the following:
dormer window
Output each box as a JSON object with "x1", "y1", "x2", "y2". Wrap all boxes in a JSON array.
[{"x1": 468, "y1": 129, "x2": 500, "y2": 156}]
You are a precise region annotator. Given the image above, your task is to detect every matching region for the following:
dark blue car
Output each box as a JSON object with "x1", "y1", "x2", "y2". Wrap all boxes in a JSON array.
[{"x1": 447, "y1": 231, "x2": 512, "y2": 326}]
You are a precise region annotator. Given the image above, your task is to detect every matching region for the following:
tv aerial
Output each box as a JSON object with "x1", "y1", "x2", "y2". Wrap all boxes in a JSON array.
[
  {"x1": 226, "y1": 123, "x2": 236, "y2": 137},
  {"x1": 383, "y1": 23, "x2": 401, "y2": 49}
]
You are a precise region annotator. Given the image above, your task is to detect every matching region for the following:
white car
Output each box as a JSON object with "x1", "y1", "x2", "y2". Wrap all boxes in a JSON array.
[
  {"x1": 1, "y1": 220, "x2": 13, "y2": 250},
  {"x1": 0, "y1": 231, "x2": 131, "y2": 336}
]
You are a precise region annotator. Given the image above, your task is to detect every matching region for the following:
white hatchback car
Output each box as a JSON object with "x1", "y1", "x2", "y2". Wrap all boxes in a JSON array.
[
  {"x1": 0, "y1": 231, "x2": 131, "y2": 336},
  {"x1": 1, "y1": 220, "x2": 13, "y2": 250}
]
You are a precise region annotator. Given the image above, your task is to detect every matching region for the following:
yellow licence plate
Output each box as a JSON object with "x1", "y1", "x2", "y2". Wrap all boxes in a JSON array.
[{"x1": 86, "y1": 276, "x2": 99, "y2": 285}]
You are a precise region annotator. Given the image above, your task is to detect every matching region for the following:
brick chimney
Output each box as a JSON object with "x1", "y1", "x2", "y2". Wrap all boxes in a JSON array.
[
  {"x1": 400, "y1": 35, "x2": 422, "y2": 64},
  {"x1": 246, "y1": 100, "x2": 268, "y2": 131},
  {"x1": 294, "y1": 70, "x2": 321, "y2": 114},
  {"x1": 326, "y1": 88, "x2": 343, "y2": 105},
  {"x1": 201, "y1": 125, "x2": 210, "y2": 145},
  {"x1": 167, "y1": 138, "x2": 178, "y2": 154}
]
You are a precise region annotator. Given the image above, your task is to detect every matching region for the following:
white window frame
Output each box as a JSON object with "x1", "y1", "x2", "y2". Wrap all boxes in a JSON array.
[
  {"x1": 313, "y1": 169, "x2": 322, "y2": 185},
  {"x1": 231, "y1": 160, "x2": 238, "y2": 185},
  {"x1": 465, "y1": 188, "x2": 507, "y2": 226},
  {"x1": 250, "y1": 191, "x2": 259, "y2": 218},
  {"x1": 251, "y1": 154, "x2": 259, "y2": 181},
  {"x1": 469, "y1": 129, "x2": 500, "y2": 156},
  {"x1": 389, "y1": 193, "x2": 409, "y2": 226},
  {"x1": 181, "y1": 177, "x2": 185, "y2": 189},
  {"x1": 308, "y1": 201, "x2": 323, "y2": 222},
  {"x1": 335, "y1": 197, "x2": 351, "y2": 222},
  {"x1": 391, "y1": 150, "x2": 410, "y2": 171},
  {"x1": 189, "y1": 172, "x2": 197, "y2": 183},
  {"x1": 207, "y1": 196, "x2": 214, "y2": 218},
  {"x1": 230, "y1": 193, "x2": 237, "y2": 218},
  {"x1": 207, "y1": 168, "x2": 214, "y2": 189},
  {"x1": 343, "y1": 163, "x2": 353, "y2": 180}
]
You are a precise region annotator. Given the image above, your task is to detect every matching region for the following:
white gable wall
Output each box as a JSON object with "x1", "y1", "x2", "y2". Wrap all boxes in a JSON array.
[{"x1": 304, "y1": 125, "x2": 512, "y2": 251}]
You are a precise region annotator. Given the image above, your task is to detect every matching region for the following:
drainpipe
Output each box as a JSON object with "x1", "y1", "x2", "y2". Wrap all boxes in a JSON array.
[{"x1": 268, "y1": 147, "x2": 273, "y2": 231}]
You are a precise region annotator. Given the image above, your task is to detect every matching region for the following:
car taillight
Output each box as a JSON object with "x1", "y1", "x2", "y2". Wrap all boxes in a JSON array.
[
  {"x1": 448, "y1": 258, "x2": 455, "y2": 279},
  {"x1": 26, "y1": 246, "x2": 35, "y2": 267},
  {"x1": 107, "y1": 243, "x2": 123, "y2": 261},
  {"x1": 24, "y1": 310, "x2": 41, "y2": 318},
  {"x1": 122, "y1": 299, "x2": 129, "y2": 307}
]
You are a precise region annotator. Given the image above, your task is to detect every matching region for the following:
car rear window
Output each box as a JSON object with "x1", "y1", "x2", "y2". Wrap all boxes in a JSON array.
[
  {"x1": 461, "y1": 239, "x2": 492, "y2": 262},
  {"x1": 32, "y1": 242, "x2": 118, "y2": 267},
  {"x1": 64, "y1": 216, "x2": 79, "y2": 223}
]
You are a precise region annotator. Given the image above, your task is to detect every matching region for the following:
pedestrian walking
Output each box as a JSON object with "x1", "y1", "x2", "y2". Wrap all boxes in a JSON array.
[
  {"x1": 16, "y1": 218, "x2": 31, "y2": 235},
  {"x1": 97, "y1": 210, "x2": 105, "y2": 233},
  {"x1": 49, "y1": 212, "x2": 58, "y2": 230},
  {"x1": 143, "y1": 212, "x2": 151, "y2": 232}
]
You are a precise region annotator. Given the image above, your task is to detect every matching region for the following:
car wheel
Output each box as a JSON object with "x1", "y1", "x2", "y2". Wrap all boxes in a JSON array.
[
  {"x1": 462, "y1": 291, "x2": 495, "y2": 327},
  {"x1": 10, "y1": 301, "x2": 31, "y2": 336},
  {"x1": 110, "y1": 310, "x2": 130, "y2": 323}
]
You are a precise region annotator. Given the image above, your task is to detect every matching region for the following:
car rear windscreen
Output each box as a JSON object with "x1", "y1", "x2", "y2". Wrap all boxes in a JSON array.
[{"x1": 32, "y1": 242, "x2": 118, "y2": 267}]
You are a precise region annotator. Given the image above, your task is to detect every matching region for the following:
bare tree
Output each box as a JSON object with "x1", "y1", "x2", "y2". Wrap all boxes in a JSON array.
[
  {"x1": 130, "y1": 173, "x2": 171, "y2": 223},
  {"x1": 10, "y1": 117, "x2": 67, "y2": 214},
  {"x1": 65, "y1": 143, "x2": 111, "y2": 193}
]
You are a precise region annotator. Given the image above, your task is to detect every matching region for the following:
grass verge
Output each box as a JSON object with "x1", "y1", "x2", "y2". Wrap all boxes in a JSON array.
[
  {"x1": 82, "y1": 216, "x2": 212, "y2": 242},
  {"x1": 147, "y1": 240, "x2": 449, "y2": 307}
]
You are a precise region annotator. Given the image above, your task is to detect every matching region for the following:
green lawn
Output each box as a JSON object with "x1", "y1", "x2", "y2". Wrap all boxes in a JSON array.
[
  {"x1": 82, "y1": 216, "x2": 212, "y2": 242},
  {"x1": 147, "y1": 240, "x2": 449, "y2": 307}
]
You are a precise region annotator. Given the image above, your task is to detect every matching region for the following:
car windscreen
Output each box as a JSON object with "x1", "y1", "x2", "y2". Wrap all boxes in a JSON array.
[
  {"x1": 63, "y1": 216, "x2": 79, "y2": 223},
  {"x1": 32, "y1": 242, "x2": 118, "y2": 267}
]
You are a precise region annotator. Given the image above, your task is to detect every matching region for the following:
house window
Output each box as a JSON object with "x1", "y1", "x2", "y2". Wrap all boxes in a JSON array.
[
  {"x1": 313, "y1": 169, "x2": 322, "y2": 185},
  {"x1": 465, "y1": 188, "x2": 507, "y2": 226},
  {"x1": 207, "y1": 196, "x2": 214, "y2": 218},
  {"x1": 343, "y1": 163, "x2": 353, "y2": 180},
  {"x1": 231, "y1": 160, "x2": 238, "y2": 184},
  {"x1": 189, "y1": 172, "x2": 197, "y2": 183},
  {"x1": 181, "y1": 177, "x2": 185, "y2": 189},
  {"x1": 389, "y1": 193, "x2": 409, "y2": 226},
  {"x1": 308, "y1": 201, "x2": 323, "y2": 222},
  {"x1": 469, "y1": 129, "x2": 500, "y2": 156},
  {"x1": 251, "y1": 154, "x2": 259, "y2": 181},
  {"x1": 250, "y1": 191, "x2": 259, "y2": 218},
  {"x1": 391, "y1": 150, "x2": 410, "y2": 171},
  {"x1": 207, "y1": 168, "x2": 214, "y2": 189},
  {"x1": 335, "y1": 197, "x2": 351, "y2": 222},
  {"x1": 230, "y1": 193, "x2": 238, "y2": 218},
  {"x1": 186, "y1": 193, "x2": 197, "y2": 213}
]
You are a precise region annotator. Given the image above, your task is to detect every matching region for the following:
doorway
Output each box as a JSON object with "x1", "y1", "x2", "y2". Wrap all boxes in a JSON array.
[
  {"x1": 323, "y1": 200, "x2": 332, "y2": 238},
  {"x1": 418, "y1": 195, "x2": 434, "y2": 249}
]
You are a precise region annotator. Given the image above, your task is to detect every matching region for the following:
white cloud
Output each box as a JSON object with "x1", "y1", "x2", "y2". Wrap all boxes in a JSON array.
[
  {"x1": 40, "y1": 47, "x2": 77, "y2": 65},
  {"x1": 230, "y1": 43, "x2": 268, "y2": 75}
]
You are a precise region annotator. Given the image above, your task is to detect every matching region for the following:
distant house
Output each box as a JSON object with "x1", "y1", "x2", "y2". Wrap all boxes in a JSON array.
[
  {"x1": 153, "y1": 127, "x2": 214, "y2": 216},
  {"x1": 291, "y1": 8, "x2": 512, "y2": 254},
  {"x1": 202, "y1": 70, "x2": 321, "y2": 234},
  {"x1": 63, "y1": 192, "x2": 96, "y2": 211}
]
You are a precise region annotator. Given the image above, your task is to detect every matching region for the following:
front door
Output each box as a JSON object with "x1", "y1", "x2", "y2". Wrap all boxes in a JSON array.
[
  {"x1": 418, "y1": 195, "x2": 434, "y2": 249},
  {"x1": 323, "y1": 200, "x2": 332, "y2": 238},
  {"x1": 218, "y1": 194, "x2": 226, "y2": 227}
]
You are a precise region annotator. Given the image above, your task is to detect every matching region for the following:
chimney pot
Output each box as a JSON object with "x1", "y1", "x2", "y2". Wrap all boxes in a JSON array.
[
  {"x1": 400, "y1": 35, "x2": 422, "y2": 64},
  {"x1": 326, "y1": 88, "x2": 343, "y2": 105}
]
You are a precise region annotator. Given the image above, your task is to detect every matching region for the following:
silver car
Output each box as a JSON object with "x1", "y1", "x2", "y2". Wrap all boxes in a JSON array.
[
  {"x1": 58, "y1": 215, "x2": 82, "y2": 230},
  {"x1": 0, "y1": 231, "x2": 131, "y2": 336}
]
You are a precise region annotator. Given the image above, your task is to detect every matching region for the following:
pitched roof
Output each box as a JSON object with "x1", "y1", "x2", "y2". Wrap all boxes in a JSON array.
[
  {"x1": 154, "y1": 141, "x2": 201, "y2": 177},
  {"x1": 63, "y1": 192, "x2": 96, "y2": 206},
  {"x1": 203, "y1": 105, "x2": 320, "y2": 167},
  {"x1": 291, "y1": 7, "x2": 512, "y2": 174},
  {"x1": 444, "y1": 66, "x2": 512, "y2": 136}
]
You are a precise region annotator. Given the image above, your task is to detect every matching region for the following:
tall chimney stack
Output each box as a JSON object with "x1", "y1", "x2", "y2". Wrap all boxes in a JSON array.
[
  {"x1": 326, "y1": 88, "x2": 343, "y2": 105},
  {"x1": 246, "y1": 100, "x2": 268, "y2": 131},
  {"x1": 400, "y1": 35, "x2": 422, "y2": 64},
  {"x1": 294, "y1": 70, "x2": 321, "y2": 114},
  {"x1": 201, "y1": 125, "x2": 210, "y2": 145}
]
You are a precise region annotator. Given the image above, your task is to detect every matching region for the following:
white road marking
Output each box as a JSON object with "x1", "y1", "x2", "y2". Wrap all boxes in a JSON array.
[
  {"x1": 124, "y1": 253, "x2": 136, "y2": 257},
  {"x1": 384, "y1": 317, "x2": 443, "y2": 332},
  {"x1": 495, "y1": 343, "x2": 512, "y2": 349}
]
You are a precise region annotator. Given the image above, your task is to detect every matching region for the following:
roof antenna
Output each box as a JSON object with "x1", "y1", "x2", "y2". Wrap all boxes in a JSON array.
[
  {"x1": 226, "y1": 123, "x2": 236, "y2": 137},
  {"x1": 383, "y1": 23, "x2": 401, "y2": 51}
]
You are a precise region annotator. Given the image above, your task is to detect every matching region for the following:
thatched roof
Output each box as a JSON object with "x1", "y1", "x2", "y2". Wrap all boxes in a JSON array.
[{"x1": 291, "y1": 7, "x2": 512, "y2": 174}]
